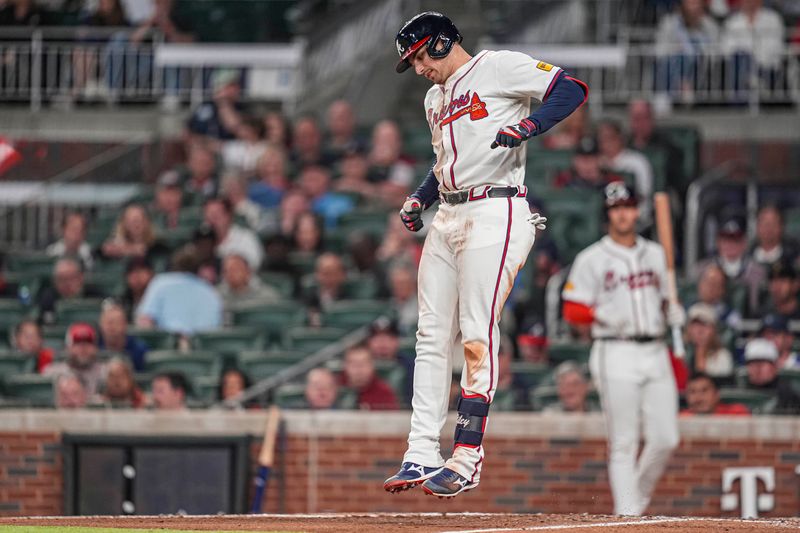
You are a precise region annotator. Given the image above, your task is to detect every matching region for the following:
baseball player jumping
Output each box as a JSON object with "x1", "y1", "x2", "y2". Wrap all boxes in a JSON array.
[
  {"x1": 383, "y1": 11, "x2": 587, "y2": 498},
  {"x1": 562, "y1": 182, "x2": 684, "y2": 515}
]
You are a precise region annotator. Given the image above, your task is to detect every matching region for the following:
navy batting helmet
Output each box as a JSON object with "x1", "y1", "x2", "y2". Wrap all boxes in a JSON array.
[
  {"x1": 604, "y1": 181, "x2": 638, "y2": 209},
  {"x1": 395, "y1": 11, "x2": 462, "y2": 74}
]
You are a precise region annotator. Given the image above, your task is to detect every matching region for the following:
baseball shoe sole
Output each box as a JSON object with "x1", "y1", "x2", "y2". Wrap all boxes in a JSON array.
[
  {"x1": 421, "y1": 467, "x2": 478, "y2": 498},
  {"x1": 383, "y1": 462, "x2": 442, "y2": 493}
]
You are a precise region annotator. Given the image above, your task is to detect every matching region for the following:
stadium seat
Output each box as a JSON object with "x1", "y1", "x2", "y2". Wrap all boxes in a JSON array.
[
  {"x1": 84, "y1": 272, "x2": 125, "y2": 298},
  {"x1": 144, "y1": 350, "x2": 222, "y2": 378},
  {"x1": 127, "y1": 328, "x2": 176, "y2": 350},
  {"x1": 237, "y1": 350, "x2": 306, "y2": 381},
  {"x1": 288, "y1": 252, "x2": 318, "y2": 277},
  {"x1": 192, "y1": 328, "x2": 267, "y2": 355},
  {"x1": 273, "y1": 382, "x2": 307, "y2": 408},
  {"x1": 301, "y1": 274, "x2": 380, "y2": 301},
  {"x1": 718, "y1": 388, "x2": 774, "y2": 414},
  {"x1": 6, "y1": 253, "x2": 56, "y2": 278},
  {"x1": 0, "y1": 301, "x2": 30, "y2": 334},
  {"x1": 321, "y1": 300, "x2": 387, "y2": 330},
  {"x1": 41, "y1": 325, "x2": 67, "y2": 350},
  {"x1": 784, "y1": 208, "x2": 800, "y2": 237},
  {"x1": 548, "y1": 342, "x2": 591, "y2": 365},
  {"x1": 492, "y1": 388, "x2": 517, "y2": 412},
  {"x1": 283, "y1": 327, "x2": 348, "y2": 353},
  {"x1": 374, "y1": 359, "x2": 406, "y2": 396},
  {"x1": 54, "y1": 298, "x2": 103, "y2": 325},
  {"x1": 1, "y1": 272, "x2": 42, "y2": 301},
  {"x1": 530, "y1": 384, "x2": 559, "y2": 411},
  {"x1": 779, "y1": 368, "x2": 800, "y2": 389},
  {"x1": 533, "y1": 189, "x2": 603, "y2": 262},
  {"x1": 192, "y1": 375, "x2": 220, "y2": 404},
  {"x1": 229, "y1": 301, "x2": 307, "y2": 344},
  {"x1": 258, "y1": 272, "x2": 295, "y2": 299},
  {"x1": 510, "y1": 362, "x2": 551, "y2": 389},
  {"x1": 659, "y1": 125, "x2": 700, "y2": 186},
  {"x1": 3, "y1": 374, "x2": 54, "y2": 407},
  {"x1": 337, "y1": 211, "x2": 388, "y2": 239},
  {"x1": 0, "y1": 351, "x2": 36, "y2": 382},
  {"x1": 525, "y1": 149, "x2": 574, "y2": 186}
]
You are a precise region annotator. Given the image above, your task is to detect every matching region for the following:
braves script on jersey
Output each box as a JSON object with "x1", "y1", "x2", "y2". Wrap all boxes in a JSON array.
[
  {"x1": 563, "y1": 235, "x2": 669, "y2": 337},
  {"x1": 425, "y1": 50, "x2": 561, "y2": 191}
]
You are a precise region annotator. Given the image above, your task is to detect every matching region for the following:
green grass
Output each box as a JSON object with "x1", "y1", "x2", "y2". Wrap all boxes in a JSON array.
[{"x1": 0, "y1": 528, "x2": 297, "y2": 533}]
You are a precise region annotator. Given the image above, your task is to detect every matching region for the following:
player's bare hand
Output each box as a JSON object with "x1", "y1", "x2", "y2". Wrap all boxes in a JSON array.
[
  {"x1": 399, "y1": 197, "x2": 424, "y2": 232},
  {"x1": 490, "y1": 119, "x2": 536, "y2": 149},
  {"x1": 527, "y1": 212, "x2": 547, "y2": 231},
  {"x1": 666, "y1": 301, "x2": 686, "y2": 328}
]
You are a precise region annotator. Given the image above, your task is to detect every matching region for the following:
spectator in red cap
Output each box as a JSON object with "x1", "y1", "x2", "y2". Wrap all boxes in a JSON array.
[
  {"x1": 341, "y1": 344, "x2": 399, "y2": 410},
  {"x1": 44, "y1": 322, "x2": 106, "y2": 397},
  {"x1": 516, "y1": 320, "x2": 549, "y2": 364},
  {"x1": 681, "y1": 373, "x2": 749, "y2": 416},
  {"x1": 13, "y1": 319, "x2": 55, "y2": 373}
]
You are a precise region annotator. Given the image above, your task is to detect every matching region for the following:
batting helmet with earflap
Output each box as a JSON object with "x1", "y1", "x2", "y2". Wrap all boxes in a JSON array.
[{"x1": 395, "y1": 11, "x2": 462, "y2": 74}]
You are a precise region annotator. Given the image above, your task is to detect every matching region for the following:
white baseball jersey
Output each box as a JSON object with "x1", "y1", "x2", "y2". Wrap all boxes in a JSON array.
[
  {"x1": 562, "y1": 234, "x2": 679, "y2": 516},
  {"x1": 424, "y1": 50, "x2": 562, "y2": 191},
  {"x1": 562, "y1": 236, "x2": 670, "y2": 338}
]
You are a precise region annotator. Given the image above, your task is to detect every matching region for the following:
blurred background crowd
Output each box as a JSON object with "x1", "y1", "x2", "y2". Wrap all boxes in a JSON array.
[{"x1": 0, "y1": 0, "x2": 798, "y2": 418}]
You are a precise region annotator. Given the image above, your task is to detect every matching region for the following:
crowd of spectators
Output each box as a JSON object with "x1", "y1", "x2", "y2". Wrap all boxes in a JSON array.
[{"x1": 0, "y1": 13, "x2": 798, "y2": 416}]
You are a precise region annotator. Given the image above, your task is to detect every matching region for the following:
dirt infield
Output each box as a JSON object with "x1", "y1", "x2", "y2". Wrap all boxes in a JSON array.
[{"x1": 1, "y1": 513, "x2": 799, "y2": 533}]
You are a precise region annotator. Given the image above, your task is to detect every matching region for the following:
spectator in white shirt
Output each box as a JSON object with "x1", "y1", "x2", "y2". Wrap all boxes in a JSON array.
[
  {"x1": 597, "y1": 120, "x2": 655, "y2": 227},
  {"x1": 656, "y1": 0, "x2": 719, "y2": 57},
  {"x1": 46, "y1": 212, "x2": 94, "y2": 271},
  {"x1": 221, "y1": 115, "x2": 268, "y2": 174},
  {"x1": 203, "y1": 196, "x2": 264, "y2": 270},
  {"x1": 721, "y1": 0, "x2": 785, "y2": 70},
  {"x1": 220, "y1": 171, "x2": 268, "y2": 234}
]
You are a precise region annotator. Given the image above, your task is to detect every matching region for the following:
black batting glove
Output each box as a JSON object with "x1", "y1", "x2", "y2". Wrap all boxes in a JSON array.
[
  {"x1": 490, "y1": 118, "x2": 537, "y2": 149},
  {"x1": 399, "y1": 197, "x2": 423, "y2": 232}
]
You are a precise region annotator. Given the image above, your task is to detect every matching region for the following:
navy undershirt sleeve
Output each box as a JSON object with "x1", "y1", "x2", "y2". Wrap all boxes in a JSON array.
[
  {"x1": 410, "y1": 161, "x2": 439, "y2": 208},
  {"x1": 528, "y1": 73, "x2": 587, "y2": 136}
]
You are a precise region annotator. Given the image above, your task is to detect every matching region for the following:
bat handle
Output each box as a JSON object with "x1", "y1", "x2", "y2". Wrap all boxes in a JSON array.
[
  {"x1": 490, "y1": 141, "x2": 498, "y2": 149},
  {"x1": 671, "y1": 324, "x2": 685, "y2": 359}
]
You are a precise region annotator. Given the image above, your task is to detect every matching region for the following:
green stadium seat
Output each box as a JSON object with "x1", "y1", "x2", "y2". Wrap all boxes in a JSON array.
[
  {"x1": 54, "y1": 298, "x2": 103, "y2": 325},
  {"x1": 4, "y1": 374, "x2": 54, "y2": 407},
  {"x1": 510, "y1": 362, "x2": 551, "y2": 389},
  {"x1": 403, "y1": 124, "x2": 434, "y2": 161},
  {"x1": 659, "y1": 125, "x2": 700, "y2": 186},
  {"x1": 41, "y1": 325, "x2": 67, "y2": 350},
  {"x1": 337, "y1": 211, "x2": 388, "y2": 238},
  {"x1": 784, "y1": 208, "x2": 800, "y2": 238},
  {"x1": 0, "y1": 301, "x2": 30, "y2": 331},
  {"x1": 258, "y1": 272, "x2": 295, "y2": 299},
  {"x1": 230, "y1": 301, "x2": 307, "y2": 344},
  {"x1": 273, "y1": 382, "x2": 307, "y2": 408},
  {"x1": 525, "y1": 149, "x2": 574, "y2": 186},
  {"x1": 530, "y1": 384, "x2": 559, "y2": 411},
  {"x1": 192, "y1": 328, "x2": 267, "y2": 355},
  {"x1": 0, "y1": 351, "x2": 36, "y2": 382},
  {"x1": 237, "y1": 350, "x2": 306, "y2": 381},
  {"x1": 374, "y1": 359, "x2": 406, "y2": 396},
  {"x1": 144, "y1": 350, "x2": 222, "y2": 378},
  {"x1": 492, "y1": 388, "x2": 517, "y2": 412},
  {"x1": 718, "y1": 388, "x2": 774, "y2": 414},
  {"x1": 192, "y1": 375, "x2": 220, "y2": 403},
  {"x1": 321, "y1": 300, "x2": 387, "y2": 330},
  {"x1": 158, "y1": 226, "x2": 195, "y2": 252},
  {"x1": 283, "y1": 327, "x2": 347, "y2": 353},
  {"x1": 2, "y1": 272, "x2": 42, "y2": 301},
  {"x1": 84, "y1": 272, "x2": 125, "y2": 298},
  {"x1": 548, "y1": 343, "x2": 591, "y2": 365},
  {"x1": 533, "y1": 189, "x2": 603, "y2": 262},
  {"x1": 92, "y1": 259, "x2": 126, "y2": 277},
  {"x1": 288, "y1": 252, "x2": 318, "y2": 277},
  {"x1": 301, "y1": 274, "x2": 380, "y2": 301},
  {"x1": 127, "y1": 328, "x2": 176, "y2": 350},
  {"x1": 6, "y1": 253, "x2": 56, "y2": 277}
]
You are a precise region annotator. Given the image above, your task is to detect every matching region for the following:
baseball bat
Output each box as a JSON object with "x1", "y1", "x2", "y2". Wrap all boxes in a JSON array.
[
  {"x1": 250, "y1": 405, "x2": 280, "y2": 513},
  {"x1": 654, "y1": 193, "x2": 686, "y2": 359}
]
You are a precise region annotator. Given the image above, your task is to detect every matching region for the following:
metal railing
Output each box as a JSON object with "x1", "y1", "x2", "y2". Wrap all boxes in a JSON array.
[{"x1": 1, "y1": 27, "x2": 301, "y2": 111}]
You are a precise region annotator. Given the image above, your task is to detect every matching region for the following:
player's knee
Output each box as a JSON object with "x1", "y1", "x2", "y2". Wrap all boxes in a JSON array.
[
  {"x1": 655, "y1": 432, "x2": 680, "y2": 453},
  {"x1": 608, "y1": 437, "x2": 638, "y2": 457}
]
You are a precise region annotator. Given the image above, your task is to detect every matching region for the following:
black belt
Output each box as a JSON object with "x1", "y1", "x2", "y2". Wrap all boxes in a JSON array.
[
  {"x1": 440, "y1": 186, "x2": 525, "y2": 205},
  {"x1": 595, "y1": 336, "x2": 662, "y2": 343}
]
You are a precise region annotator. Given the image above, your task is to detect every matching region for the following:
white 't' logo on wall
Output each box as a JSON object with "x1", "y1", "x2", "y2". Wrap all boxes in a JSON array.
[{"x1": 720, "y1": 467, "x2": 775, "y2": 518}]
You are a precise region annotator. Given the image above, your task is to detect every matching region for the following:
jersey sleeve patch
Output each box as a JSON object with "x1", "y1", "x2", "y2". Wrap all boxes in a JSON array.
[
  {"x1": 563, "y1": 281, "x2": 575, "y2": 292},
  {"x1": 536, "y1": 61, "x2": 553, "y2": 72}
]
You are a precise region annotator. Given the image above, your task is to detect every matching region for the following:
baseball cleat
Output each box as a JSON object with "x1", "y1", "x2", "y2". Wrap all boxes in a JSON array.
[
  {"x1": 383, "y1": 462, "x2": 442, "y2": 493},
  {"x1": 421, "y1": 467, "x2": 478, "y2": 498}
]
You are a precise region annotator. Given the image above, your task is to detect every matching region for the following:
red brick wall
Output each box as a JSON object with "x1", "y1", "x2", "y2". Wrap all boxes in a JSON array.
[
  {"x1": 2, "y1": 428, "x2": 799, "y2": 517},
  {"x1": 0, "y1": 432, "x2": 62, "y2": 516}
]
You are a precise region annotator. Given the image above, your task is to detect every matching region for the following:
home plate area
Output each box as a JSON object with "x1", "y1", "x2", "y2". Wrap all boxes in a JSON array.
[{"x1": 1, "y1": 513, "x2": 799, "y2": 532}]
